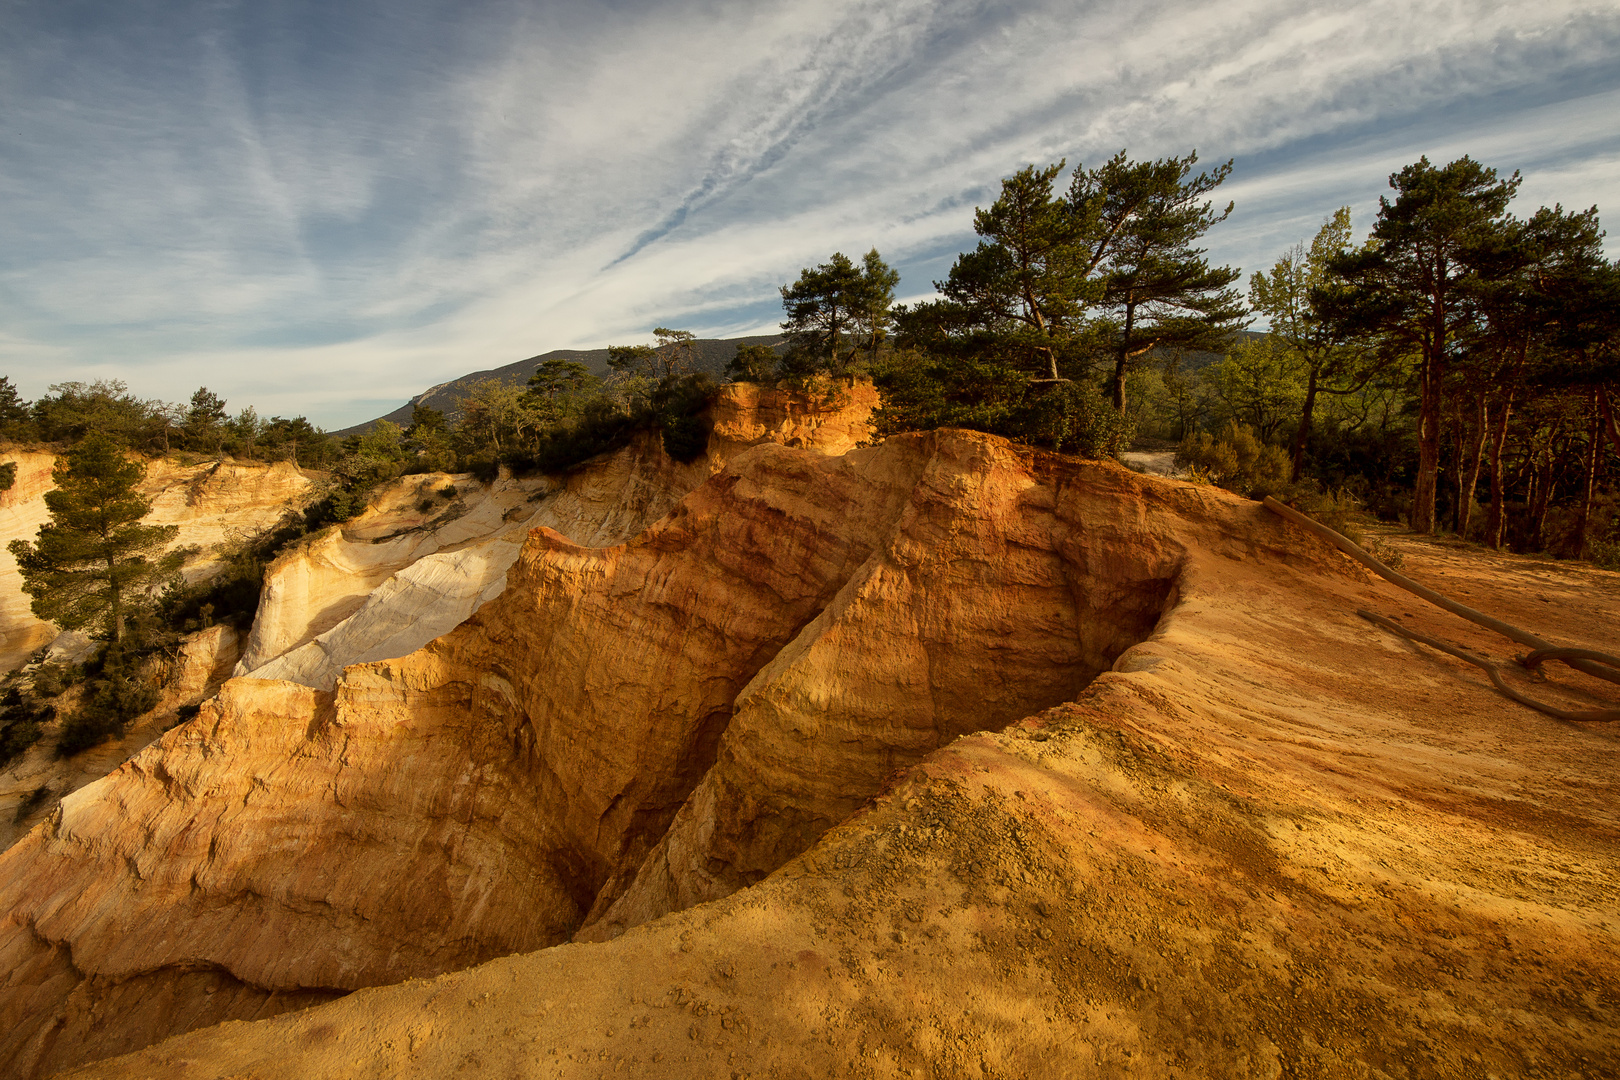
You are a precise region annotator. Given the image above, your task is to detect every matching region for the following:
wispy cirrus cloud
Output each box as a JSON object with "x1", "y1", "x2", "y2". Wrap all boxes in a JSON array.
[{"x1": 1, "y1": 0, "x2": 1616, "y2": 425}]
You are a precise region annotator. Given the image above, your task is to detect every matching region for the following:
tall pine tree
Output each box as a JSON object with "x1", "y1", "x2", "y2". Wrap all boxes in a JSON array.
[
  {"x1": 1317, "y1": 156, "x2": 1520, "y2": 534},
  {"x1": 9, "y1": 433, "x2": 181, "y2": 642}
]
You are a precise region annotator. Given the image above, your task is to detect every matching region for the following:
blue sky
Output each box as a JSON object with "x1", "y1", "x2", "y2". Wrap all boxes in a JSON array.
[{"x1": 4, "y1": 0, "x2": 1618, "y2": 428}]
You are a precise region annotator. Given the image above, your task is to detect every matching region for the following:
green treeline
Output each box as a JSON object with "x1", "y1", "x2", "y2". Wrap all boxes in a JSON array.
[{"x1": 744, "y1": 151, "x2": 1618, "y2": 566}]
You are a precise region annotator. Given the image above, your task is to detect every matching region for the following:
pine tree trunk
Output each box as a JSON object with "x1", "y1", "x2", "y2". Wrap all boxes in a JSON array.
[
  {"x1": 1448, "y1": 390, "x2": 1464, "y2": 533},
  {"x1": 1111, "y1": 304, "x2": 1135, "y2": 413},
  {"x1": 1289, "y1": 368, "x2": 1319, "y2": 482},
  {"x1": 1457, "y1": 390, "x2": 1487, "y2": 540},
  {"x1": 1412, "y1": 346, "x2": 1443, "y2": 534},
  {"x1": 1599, "y1": 386, "x2": 1620, "y2": 457},
  {"x1": 1575, "y1": 389, "x2": 1601, "y2": 559},
  {"x1": 108, "y1": 553, "x2": 123, "y2": 643},
  {"x1": 1484, "y1": 390, "x2": 1514, "y2": 550},
  {"x1": 1528, "y1": 429, "x2": 1560, "y2": 551}
]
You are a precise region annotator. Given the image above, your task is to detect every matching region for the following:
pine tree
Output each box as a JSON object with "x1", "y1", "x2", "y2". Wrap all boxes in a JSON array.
[
  {"x1": 8, "y1": 433, "x2": 181, "y2": 643},
  {"x1": 0, "y1": 377, "x2": 32, "y2": 440},
  {"x1": 780, "y1": 254, "x2": 868, "y2": 377},
  {"x1": 1084, "y1": 151, "x2": 1246, "y2": 413},
  {"x1": 934, "y1": 163, "x2": 1088, "y2": 381},
  {"x1": 1316, "y1": 156, "x2": 1520, "y2": 534},
  {"x1": 1249, "y1": 208, "x2": 1386, "y2": 479},
  {"x1": 185, "y1": 387, "x2": 228, "y2": 454}
]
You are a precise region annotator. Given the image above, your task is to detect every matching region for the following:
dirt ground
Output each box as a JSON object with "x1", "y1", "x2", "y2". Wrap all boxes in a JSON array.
[{"x1": 62, "y1": 495, "x2": 1619, "y2": 1080}]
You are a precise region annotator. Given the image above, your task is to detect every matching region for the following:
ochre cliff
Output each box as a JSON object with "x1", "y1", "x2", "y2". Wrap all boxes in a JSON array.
[
  {"x1": 234, "y1": 380, "x2": 879, "y2": 689},
  {"x1": 1, "y1": 429, "x2": 1199, "y2": 1075},
  {"x1": 1, "y1": 395, "x2": 1616, "y2": 1078},
  {"x1": 1, "y1": 381, "x2": 874, "y2": 852}
]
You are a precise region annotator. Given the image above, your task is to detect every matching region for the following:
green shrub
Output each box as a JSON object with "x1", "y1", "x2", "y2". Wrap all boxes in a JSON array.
[
  {"x1": 0, "y1": 688, "x2": 51, "y2": 766},
  {"x1": 1177, "y1": 422, "x2": 1290, "y2": 497},
  {"x1": 1591, "y1": 537, "x2": 1620, "y2": 572},
  {"x1": 56, "y1": 670, "x2": 157, "y2": 757},
  {"x1": 652, "y1": 373, "x2": 719, "y2": 463},
  {"x1": 873, "y1": 356, "x2": 1132, "y2": 460},
  {"x1": 30, "y1": 662, "x2": 78, "y2": 698},
  {"x1": 1013, "y1": 380, "x2": 1136, "y2": 458},
  {"x1": 55, "y1": 643, "x2": 160, "y2": 757},
  {"x1": 156, "y1": 521, "x2": 303, "y2": 634},
  {"x1": 0, "y1": 461, "x2": 15, "y2": 492},
  {"x1": 1285, "y1": 485, "x2": 1366, "y2": 545}
]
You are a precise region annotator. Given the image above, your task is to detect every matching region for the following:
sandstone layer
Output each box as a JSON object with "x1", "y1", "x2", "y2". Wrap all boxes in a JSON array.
[
  {"x1": 0, "y1": 454, "x2": 62, "y2": 670},
  {"x1": 234, "y1": 380, "x2": 878, "y2": 690},
  {"x1": 2, "y1": 414, "x2": 1617, "y2": 1078}
]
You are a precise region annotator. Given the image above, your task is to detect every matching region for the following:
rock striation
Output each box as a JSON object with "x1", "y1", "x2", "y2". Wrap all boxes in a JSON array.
[
  {"x1": 0, "y1": 426, "x2": 1203, "y2": 1076},
  {"x1": 233, "y1": 380, "x2": 879, "y2": 689}
]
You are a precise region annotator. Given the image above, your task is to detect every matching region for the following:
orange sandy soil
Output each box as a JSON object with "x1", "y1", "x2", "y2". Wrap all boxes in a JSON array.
[{"x1": 63, "y1": 498, "x2": 1620, "y2": 1080}]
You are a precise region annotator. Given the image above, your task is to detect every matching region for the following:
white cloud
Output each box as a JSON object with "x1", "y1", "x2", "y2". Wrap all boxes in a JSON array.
[{"x1": 2, "y1": 0, "x2": 1616, "y2": 425}]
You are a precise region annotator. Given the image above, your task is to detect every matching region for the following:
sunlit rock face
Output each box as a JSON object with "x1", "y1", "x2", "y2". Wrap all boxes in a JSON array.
[
  {"x1": 8, "y1": 374, "x2": 1611, "y2": 1080},
  {"x1": 0, "y1": 419, "x2": 1196, "y2": 1077},
  {"x1": 233, "y1": 380, "x2": 881, "y2": 690}
]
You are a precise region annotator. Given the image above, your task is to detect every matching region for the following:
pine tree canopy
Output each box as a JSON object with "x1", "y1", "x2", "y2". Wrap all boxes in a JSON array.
[{"x1": 7, "y1": 433, "x2": 182, "y2": 642}]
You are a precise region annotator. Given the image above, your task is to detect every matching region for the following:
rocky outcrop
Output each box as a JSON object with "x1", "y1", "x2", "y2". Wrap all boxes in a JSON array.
[
  {"x1": 0, "y1": 429, "x2": 1210, "y2": 1076},
  {"x1": 65, "y1": 456, "x2": 1620, "y2": 1080},
  {"x1": 235, "y1": 380, "x2": 879, "y2": 689},
  {"x1": 139, "y1": 459, "x2": 314, "y2": 581},
  {"x1": 4, "y1": 387, "x2": 1616, "y2": 1077}
]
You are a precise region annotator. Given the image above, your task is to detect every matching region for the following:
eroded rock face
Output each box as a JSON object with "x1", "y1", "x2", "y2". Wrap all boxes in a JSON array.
[
  {"x1": 0, "y1": 625, "x2": 242, "y2": 852},
  {"x1": 234, "y1": 381, "x2": 878, "y2": 690},
  {"x1": 0, "y1": 430, "x2": 1199, "y2": 1077},
  {"x1": 0, "y1": 453, "x2": 72, "y2": 670},
  {"x1": 68, "y1": 474, "x2": 1620, "y2": 1080}
]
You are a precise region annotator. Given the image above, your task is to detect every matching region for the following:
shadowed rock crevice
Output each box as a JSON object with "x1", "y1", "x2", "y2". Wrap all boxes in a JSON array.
[
  {"x1": 579, "y1": 481, "x2": 1183, "y2": 938},
  {"x1": 0, "y1": 915, "x2": 344, "y2": 1079}
]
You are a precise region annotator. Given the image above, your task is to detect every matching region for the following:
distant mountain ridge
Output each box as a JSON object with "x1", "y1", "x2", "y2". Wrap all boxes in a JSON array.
[
  {"x1": 335, "y1": 334, "x2": 788, "y2": 437},
  {"x1": 336, "y1": 328, "x2": 1266, "y2": 438}
]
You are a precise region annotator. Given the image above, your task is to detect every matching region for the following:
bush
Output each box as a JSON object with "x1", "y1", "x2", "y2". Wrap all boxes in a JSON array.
[
  {"x1": 652, "y1": 373, "x2": 719, "y2": 463},
  {"x1": 0, "y1": 688, "x2": 51, "y2": 766},
  {"x1": 56, "y1": 668, "x2": 157, "y2": 757},
  {"x1": 30, "y1": 662, "x2": 78, "y2": 698},
  {"x1": 1178, "y1": 422, "x2": 1290, "y2": 497},
  {"x1": 156, "y1": 520, "x2": 304, "y2": 634},
  {"x1": 55, "y1": 640, "x2": 162, "y2": 757},
  {"x1": 873, "y1": 357, "x2": 1132, "y2": 459},
  {"x1": 1013, "y1": 380, "x2": 1136, "y2": 458},
  {"x1": 1591, "y1": 537, "x2": 1620, "y2": 572},
  {"x1": 1282, "y1": 485, "x2": 1366, "y2": 545}
]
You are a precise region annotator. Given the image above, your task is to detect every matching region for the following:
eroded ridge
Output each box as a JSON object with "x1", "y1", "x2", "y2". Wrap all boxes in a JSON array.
[{"x1": 0, "y1": 429, "x2": 1223, "y2": 1077}]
